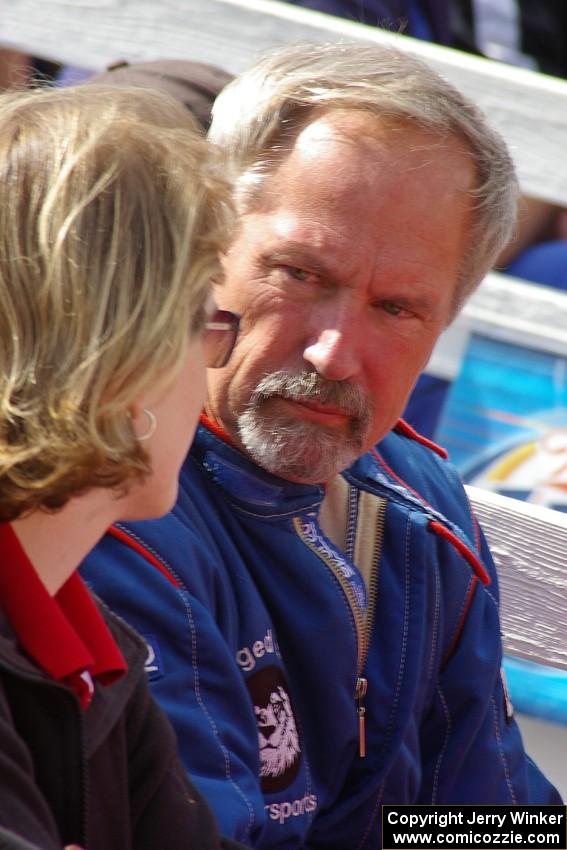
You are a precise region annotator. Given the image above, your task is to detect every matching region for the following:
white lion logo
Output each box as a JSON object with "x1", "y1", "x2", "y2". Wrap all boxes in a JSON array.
[{"x1": 255, "y1": 685, "x2": 300, "y2": 778}]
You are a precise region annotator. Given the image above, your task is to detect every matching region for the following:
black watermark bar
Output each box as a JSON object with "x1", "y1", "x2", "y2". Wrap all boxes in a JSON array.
[{"x1": 382, "y1": 805, "x2": 567, "y2": 849}]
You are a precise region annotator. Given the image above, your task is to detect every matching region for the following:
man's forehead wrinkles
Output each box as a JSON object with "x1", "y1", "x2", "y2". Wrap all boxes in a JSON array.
[
  {"x1": 268, "y1": 213, "x2": 347, "y2": 254},
  {"x1": 262, "y1": 245, "x2": 325, "y2": 269}
]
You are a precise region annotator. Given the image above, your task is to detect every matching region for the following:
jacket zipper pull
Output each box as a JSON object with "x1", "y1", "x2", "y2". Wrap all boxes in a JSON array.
[{"x1": 355, "y1": 676, "x2": 368, "y2": 758}]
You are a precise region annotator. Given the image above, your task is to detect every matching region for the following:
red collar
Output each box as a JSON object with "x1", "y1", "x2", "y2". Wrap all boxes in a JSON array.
[
  {"x1": 0, "y1": 523, "x2": 126, "y2": 708},
  {"x1": 199, "y1": 411, "x2": 237, "y2": 446}
]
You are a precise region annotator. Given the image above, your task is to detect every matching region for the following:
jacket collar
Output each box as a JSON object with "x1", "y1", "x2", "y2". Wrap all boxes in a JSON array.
[
  {"x1": 192, "y1": 418, "x2": 438, "y2": 521},
  {"x1": 0, "y1": 523, "x2": 126, "y2": 707},
  {"x1": 190, "y1": 419, "x2": 325, "y2": 516}
]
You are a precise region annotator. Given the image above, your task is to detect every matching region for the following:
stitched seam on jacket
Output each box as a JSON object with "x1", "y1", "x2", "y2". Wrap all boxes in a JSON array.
[
  {"x1": 490, "y1": 695, "x2": 517, "y2": 803},
  {"x1": 355, "y1": 782, "x2": 384, "y2": 850},
  {"x1": 222, "y1": 499, "x2": 322, "y2": 520},
  {"x1": 192, "y1": 453, "x2": 323, "y2": 519},
  {"x1": 427, "y1": 561, "x2": 442, "y2": 686},
  {"x1": 368, "y1": 452, "x2": 482, "y2": 561},
  {"x1": 431, "y1": 682, "x2": 452, "y2": 804},
  {"x1": 378, "y1": 516, "x2": 412, "y2": 760},
  {"x1": 113, "y1": 524, "x2": 257, "y2": 840},
  {"x1": 484, "y1": 585, "x2": 499, "y2": 610},
  {"x1": 183, "y1": 592, "x2": 256, "y2": 839},
  {"x1": 372, "y1": 448, "x2": 436, "y2": 511},
  {"x1": 444, "y1": 573, "x2": 476, "y2": 664},
  {"x1": 115, "y1": 523, "x2": 181, "y2": 576}
]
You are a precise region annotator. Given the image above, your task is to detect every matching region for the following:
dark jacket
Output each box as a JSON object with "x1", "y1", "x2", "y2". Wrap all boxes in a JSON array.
[
  {"x1": 285, "y1": 0, "x2": 567, "y2": 78},
  {"x1": 451, "y1": 0, "x2": 567, "y2": 77},
  {"x1": 281, "y1": 0, "x2": 452, "y2": 43},
  {"x1": 0, "y1": 599, "x2": 240, "y2": 850},
  {"x1": 0, "y1": 828, "x2": 45, "y2": 850}
]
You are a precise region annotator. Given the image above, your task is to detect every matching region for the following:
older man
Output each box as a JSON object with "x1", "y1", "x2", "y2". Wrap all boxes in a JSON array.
[{"x1": 83, "y1": 42, "x2": 561, "y2": 849}]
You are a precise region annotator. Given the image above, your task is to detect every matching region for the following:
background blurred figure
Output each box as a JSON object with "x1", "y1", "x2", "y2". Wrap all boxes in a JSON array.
[
  {"x1": 279, "y1": 0, "x2": 452, "y2": 41},
  {"x1": 0, "y1": 83, "x2": 241, "y2": 850},
  {"x1": 281, "y1": 0, "x2": 567, "y2": 75},
  {"x1": 452, "y1": 0, "x2": 567, "y2": 77},
  {"x1": 0, "y1": 46, "x2": 60, "y2": 89},
  {"x1": 89, "y1": 59, "x2": 233, "y2": 130}
]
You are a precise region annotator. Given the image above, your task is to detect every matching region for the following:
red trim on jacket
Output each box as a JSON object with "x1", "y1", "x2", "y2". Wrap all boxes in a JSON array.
[
  {"x1": 0, "y1": 523, "x2": 126, "y2": 708},
  {"x1": 371, "y1": 447, "x2": 490, "y2": 586},
  {"x1": 428, "y1": 520, "x2": 491, "y2": 585},
  {"x1": 199, "y1": 412, "x2": 236, "y2": 446},
  {"x1": 394, "y1": 418, "x2": 449, "y2": 459},
  {"x1": 371, "y1": 446, "x2": 436, "y2": 510},
  {"x1": 441, "y1": 575, "x2": 479, "y2": 667},
  {"x1": 108, "y1": 525, "x2": 181, "y2": 588}
]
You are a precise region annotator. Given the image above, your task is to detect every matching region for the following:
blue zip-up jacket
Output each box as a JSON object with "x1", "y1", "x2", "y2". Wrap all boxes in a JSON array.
[{"x1": 82, "y1": 421, "x2": 561, "y2": 848}]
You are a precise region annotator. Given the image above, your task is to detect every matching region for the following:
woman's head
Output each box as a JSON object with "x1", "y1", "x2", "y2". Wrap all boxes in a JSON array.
[{"x1": 0, "y1": 84, "x2": 233, "y2": 522}]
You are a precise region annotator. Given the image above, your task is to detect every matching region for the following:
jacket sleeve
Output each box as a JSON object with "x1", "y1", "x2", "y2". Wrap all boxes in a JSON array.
[
  {"x1": 377, "y1": 437, "x2": 563, "y2": 805},
  {"x1": 417, "y1": 513, "x2": 563, "y2": 805},
  {"x1": 82, "y1": 527, "x2": 270, "y2": 849},
  {"x1": 0, "y1": 686, "x2": 64, "y2": 850},
  {"x1": 123, "y1": 668, "x2": 249, "y2": 850},
  {"x1": 0, "y1": 828, "x2": 50, "y2": 850}
]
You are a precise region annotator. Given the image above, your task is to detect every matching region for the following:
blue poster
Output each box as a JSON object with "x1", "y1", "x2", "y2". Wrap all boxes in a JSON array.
[{"x1": 436, "y1": 334, "x2": 567, "y2": 511}]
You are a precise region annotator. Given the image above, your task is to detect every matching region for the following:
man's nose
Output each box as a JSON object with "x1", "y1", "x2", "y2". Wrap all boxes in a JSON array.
[{"x1": 303, "y1": 321, "x2": 362, "y2": 382}]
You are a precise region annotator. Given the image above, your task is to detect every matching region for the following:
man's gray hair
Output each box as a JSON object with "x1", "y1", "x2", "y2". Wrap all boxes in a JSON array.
[{"x1": 209, "y1": 41, "x2": 518, "y2": 315}]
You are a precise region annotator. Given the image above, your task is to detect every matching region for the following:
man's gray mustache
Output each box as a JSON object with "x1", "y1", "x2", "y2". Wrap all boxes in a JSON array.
[{"x1": 248, "y1": 371, "x2": 370, "y2": 420}]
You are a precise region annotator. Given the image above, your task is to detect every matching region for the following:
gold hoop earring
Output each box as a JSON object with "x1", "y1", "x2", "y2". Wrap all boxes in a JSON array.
[{"x1": 136, "y1": 408, "x2": 157, "y2": 442}]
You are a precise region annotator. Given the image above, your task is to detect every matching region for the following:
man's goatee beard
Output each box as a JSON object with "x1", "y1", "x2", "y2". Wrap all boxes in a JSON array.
[{"x1": 237, "y1": 370, "x2": 371, "y2": 483}]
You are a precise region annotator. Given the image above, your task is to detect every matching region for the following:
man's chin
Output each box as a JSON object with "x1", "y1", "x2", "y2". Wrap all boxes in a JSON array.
[{"x1": 238, "y1": 413, "x2": 362, "y2": 483}]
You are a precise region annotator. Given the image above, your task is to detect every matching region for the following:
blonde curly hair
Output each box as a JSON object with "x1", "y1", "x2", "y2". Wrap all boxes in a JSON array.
[{"x1": 0, "y1": 84, "x2": 232, "y2": 521}]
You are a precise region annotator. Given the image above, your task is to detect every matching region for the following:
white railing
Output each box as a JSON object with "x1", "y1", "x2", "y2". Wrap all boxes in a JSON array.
[{"x1": 466, "y1": 487, "x2": 567, "y2": 671}]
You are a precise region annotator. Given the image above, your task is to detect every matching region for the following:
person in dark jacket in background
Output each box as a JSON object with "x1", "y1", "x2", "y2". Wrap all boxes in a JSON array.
[
  {"x1": 282, "y1": 0, "x2": 567, "y2": 75},
  {"x1": 280, "y1": 0, "x2": 452, "y2": 41},
  {"x1": 0, "y1": 83, "x2": 242, "y2": 850},
  {"x1": 89, "y1": 58, "x2": 233, "y2": 130}
]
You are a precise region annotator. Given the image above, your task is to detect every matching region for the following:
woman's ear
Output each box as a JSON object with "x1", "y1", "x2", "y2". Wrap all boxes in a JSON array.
[
  {"x1": 128, "y1": 399, "x2": 143, "y2": 422},
  {"x1": 216, "y1": 250, "x2": 229, "y2": 281},
  {"x1": 129, "y1": 405, "x2": 158, "y2": 443}
]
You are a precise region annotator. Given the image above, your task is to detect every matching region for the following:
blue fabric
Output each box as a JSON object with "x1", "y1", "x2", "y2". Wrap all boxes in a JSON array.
[
  {"x1": 82, "y1": 425, "x2": 561, "y2": 848},
  {"x1": 403, "y1": 373, "x2": 451, "y2": 439},
  {"x1": 406, "y1": 0, "x2": 433, "y2": 38},
  {"x1": 280, "y1": 0, "x2": 450, "y2": 41},
  {"x1": 503, "y1": 658, "x2": 567, "y2": 725},
  {"x1": 504, "y1": 239, "x2": 567, "y2": 292}
]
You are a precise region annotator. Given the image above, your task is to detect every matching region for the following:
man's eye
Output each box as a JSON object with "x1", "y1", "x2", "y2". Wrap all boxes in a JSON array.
[
  {"x1": 381, "y1": 300, "x2": 404, "y2": 316},
  {"x1": 285, "y1": 266, "x2": 311, "y2": 282}
]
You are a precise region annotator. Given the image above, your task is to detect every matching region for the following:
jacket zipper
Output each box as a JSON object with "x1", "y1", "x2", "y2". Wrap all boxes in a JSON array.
[{"x1": 293, "y1": 489, "x2": 386, "y2": 758}]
